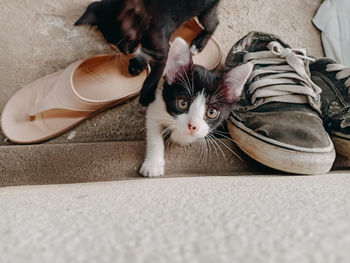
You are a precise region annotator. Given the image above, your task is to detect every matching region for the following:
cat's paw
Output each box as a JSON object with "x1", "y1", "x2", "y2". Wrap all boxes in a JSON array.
[
  {"x1": 128, "y1": 58, "x2": 147, "y2": 76},
  {"x1": 139, "y1": 159, "x2": 165, "y2": 177},
  {"x1": 191, "y1": 31, "x2": 210, "y2": 53},
  {"x1": 190, "y1": 45, "x2": 199, "y2": 55}
]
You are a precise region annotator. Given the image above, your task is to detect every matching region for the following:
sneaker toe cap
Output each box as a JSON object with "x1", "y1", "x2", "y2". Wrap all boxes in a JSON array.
[{"x1": 232, "y1": 110, "x2": 333, "y2": 151}]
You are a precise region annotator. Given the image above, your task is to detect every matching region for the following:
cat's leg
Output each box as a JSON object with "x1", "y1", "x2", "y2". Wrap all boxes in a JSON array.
[
  {"x1": 191, "y1": 2, "x2": 219, "y2": 54},
  {"x1": 139, "y1": 107, "x2": 165, "y2": 177},
  {"x1": 139, "y1": 35, "x2": 170, "y2": 107},
  {"x1": 139, "y1": 66, "x2": 164, "y2": 106},
  {"x1": 138, "y1": 54, "x2": 168, "y2": 106},
  {"x1": 128, "y1": 48, "x2": 150, "y2": 76}
]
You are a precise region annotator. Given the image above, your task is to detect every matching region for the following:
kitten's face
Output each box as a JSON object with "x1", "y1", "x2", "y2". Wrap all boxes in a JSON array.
[
  {"x1": 162, "y1": 67, "x2": 232, "y2": 145},
  {"x1": 160, "y1": 38, "x2": 253, "y2": 145}
]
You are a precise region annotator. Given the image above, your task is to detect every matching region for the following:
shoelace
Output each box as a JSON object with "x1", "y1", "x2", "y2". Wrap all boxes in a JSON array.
[
  {"x1": 326, "y1": 64, "x2": 350, "y2": 90},
  {"x1": 241, "y1": 41, "x2": 322, "y2": 113}
]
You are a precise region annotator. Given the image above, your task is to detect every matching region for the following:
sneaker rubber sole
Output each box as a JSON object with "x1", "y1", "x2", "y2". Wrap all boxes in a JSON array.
[
  {"x1": 228, "y1": 118, "x2": 336, "y2": 175},
  {"x1": 331, "y1": 132, "x2": 350, "y2": 158}
]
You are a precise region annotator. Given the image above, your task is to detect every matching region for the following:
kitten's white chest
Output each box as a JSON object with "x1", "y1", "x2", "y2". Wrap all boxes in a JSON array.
[{"x1": 146, "y1": 87, "x2": 174, "y2": 127}]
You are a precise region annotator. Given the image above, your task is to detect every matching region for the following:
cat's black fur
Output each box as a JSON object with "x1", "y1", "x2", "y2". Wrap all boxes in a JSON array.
[{"x1": 75, "y1": 0, "x2": 221, "y2": 106}]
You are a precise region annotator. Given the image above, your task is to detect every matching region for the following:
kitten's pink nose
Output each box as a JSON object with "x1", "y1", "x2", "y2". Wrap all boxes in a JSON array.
[{"x1": 188, "y1": 123, "x2": 197, "y2": 134}]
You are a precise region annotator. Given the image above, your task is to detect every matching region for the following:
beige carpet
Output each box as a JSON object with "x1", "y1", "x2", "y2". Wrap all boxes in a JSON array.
[{"x1": 1, "y1": 173, "x2": 350, "y2": 263}]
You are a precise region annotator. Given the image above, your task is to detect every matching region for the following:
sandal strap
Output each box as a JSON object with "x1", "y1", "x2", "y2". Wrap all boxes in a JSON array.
[{"x1": 28, "y1": 59, "x2": 115, "y2": 117}]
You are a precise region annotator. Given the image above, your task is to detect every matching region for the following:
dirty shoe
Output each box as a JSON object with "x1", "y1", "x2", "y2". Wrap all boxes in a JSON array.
[
  {"x1": 225, "y1": 32, "x2": 335, "y2": 174},
  {"x1": 310, "y1": 58, "x2": 350, "y2": 158}
]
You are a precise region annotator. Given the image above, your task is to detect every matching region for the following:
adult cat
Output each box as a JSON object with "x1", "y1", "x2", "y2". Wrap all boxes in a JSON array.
[
  {"x1": 140, "y1": 37, "x2": 253, "y2": 177},
  {"x1": 75, "y1": 0, "x2": 221, "y2": 106}
]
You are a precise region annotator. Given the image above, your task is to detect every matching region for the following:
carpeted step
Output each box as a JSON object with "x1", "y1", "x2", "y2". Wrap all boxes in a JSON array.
[{"x1": 1, "y1": 139, "x2": 349, "y2": 187}]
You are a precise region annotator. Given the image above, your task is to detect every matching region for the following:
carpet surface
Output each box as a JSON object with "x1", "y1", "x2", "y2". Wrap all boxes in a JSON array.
[{"x1": 1, "y1": 173, "x2": 350, "y2": 263}]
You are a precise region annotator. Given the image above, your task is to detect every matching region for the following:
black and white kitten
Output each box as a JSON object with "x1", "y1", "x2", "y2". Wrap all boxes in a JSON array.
[
  {"x1": 75, "y1": 0, "x2": 221, "y2": 107},
  {"x1": 140, "y1": 37, "x2": 253, "y2": 177}
]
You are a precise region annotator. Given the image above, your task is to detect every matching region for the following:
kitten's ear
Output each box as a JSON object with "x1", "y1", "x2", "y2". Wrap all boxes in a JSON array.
[
  {"x1": 163, "y1": 37, "x2": 192, "y2": 84},
  {"x1": 222, "y1": 63, "x2": 253, "y2": 103},
  {"x1": 75, "y1": 2, "x2": 100, "y2": 26}
]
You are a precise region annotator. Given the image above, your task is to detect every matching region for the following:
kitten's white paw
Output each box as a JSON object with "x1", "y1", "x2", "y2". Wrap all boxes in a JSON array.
[
  {"x1": 190, "y1": 45, "x2": 199, "y2": 55},
  {"x1": 139, "y1": 159, "x2": 165, "y2": 177}
]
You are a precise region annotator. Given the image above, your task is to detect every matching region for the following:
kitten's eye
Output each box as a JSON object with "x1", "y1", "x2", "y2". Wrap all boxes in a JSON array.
[
  {"x1": 177, "y1": 99, "x2": 189, "y2": 111},
  {"x1": 207, "y1": 108, "x2": 220, "y2": 119}
]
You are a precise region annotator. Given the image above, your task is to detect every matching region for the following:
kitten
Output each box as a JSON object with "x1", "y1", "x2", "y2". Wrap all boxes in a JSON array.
[
  {"x1": 75, "y1": 0, "x2": 221, "y2": 107},
  {"x1": 140, "y1": 37, "x2": 253, "y2": 177}
]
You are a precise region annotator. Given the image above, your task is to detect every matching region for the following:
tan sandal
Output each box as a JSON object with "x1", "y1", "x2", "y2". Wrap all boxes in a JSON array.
[{"x1": 1, "y1": 54, "x2": 149, "y2": 144}]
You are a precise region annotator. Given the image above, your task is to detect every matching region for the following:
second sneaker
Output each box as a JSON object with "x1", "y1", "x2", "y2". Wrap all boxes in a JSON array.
[{"x1": 310, "y1": 58, "x2": 350, "y2": 158}]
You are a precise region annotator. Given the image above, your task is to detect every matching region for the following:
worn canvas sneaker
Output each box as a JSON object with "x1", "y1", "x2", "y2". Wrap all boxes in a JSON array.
[
  {"x1": 310, "y1": 59, "x2": 350, "y2": 158},
  {"x1": 225, "y1": 32, "x2": 335, "y2": 174}
]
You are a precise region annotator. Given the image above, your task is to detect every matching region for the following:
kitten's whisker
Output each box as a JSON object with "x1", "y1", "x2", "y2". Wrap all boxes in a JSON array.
[
  {"x1": 212, "y1": 136, "x2": 243, "y2": 162},
  {"x1": 147, "y1": 116, "x2": 175, "y2": 123},
  {"x1": 199, "y1": 140, "x2": 206, "y2": 164},
  {"x1": 162, "y1": 129, "x2": 173, "y2": 139},
  {"x1": 176, "y1": 74, "x2": 192, "y2": 93},
  {"x1": 210, "y1": 98, "x2": 227, "y2": 104},
  {"x1": 167, "y1": 138, "x2": 173, "y2": 150},
  {"x1": 204, "y1": 137, "x2": 213, "y2": 162},
  {"x1": 147, "y1": 116, "x2": 174, "y2": 121},
  {"x1": 182, "y1": 66, "x2": 193, "y2": 95},
  {"x1": 211, "y1": 85, "x2": 225, "y2": 98},
  {"x1": 164, "y1": 125, "x2": 177, "y2": 150},
  {"x1": 208, "y1": 133, "x2": 226, "y2": 159},
  {"x1": 178, "y1": 82, "x2": 192, "y2": 95},
  {"x1": 162, "y1": 125, "x2": 174, "y2": 136},
  {"x1": 162, "y1": 129, "x2": 171, "y2": 137},
  {"x1": 212, "y1": 131, "x2": 245, "y2": 148},
  {"x1": 105, "y1": 51, "x2": 121, "y2": 64},
  {"x1": 209, "y1": 89, "x2": 228, "y2": 104},
  {"x1": 164, "y1": 132, "x2": 172, "y2": 149},
  {"x1": 201, "y1": 140, "x2": 207, "y2": 164},
  {"x1": 203, "y1": 137, "x2": 212, "y2": 161},
  {"x1": 205, "y1": 137, "x2": 212, "y2": 161},
  {"x1": 108, "y1": 38, "x2": 127, "y2": 63},
  {"x1": 202, "y1": 139, "x2": 209, "y2": 164},
  {"x1": 167, "y1": 133, "x2": 176, "y2": 151},
  {"x1": 176, "y1": 68, "x2": 191, "y2": 94},
  {"x1": 210, "y1": 96, "x2": 227, "y2": 103},
  {"x1": 213, "y1": 130, "x2": 232, "y2": 136},
  {"x1": 177, "y1": 71, "x2": 192, "y2": 95},
  {"x1": 205, "y1": 136, "x2": 218, "y2": 160}
]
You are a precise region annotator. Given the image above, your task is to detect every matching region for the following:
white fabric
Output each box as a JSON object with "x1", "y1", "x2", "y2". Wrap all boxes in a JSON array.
[{"x1": 313, "y1": 0, "x2": 350, "y2": 66}]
